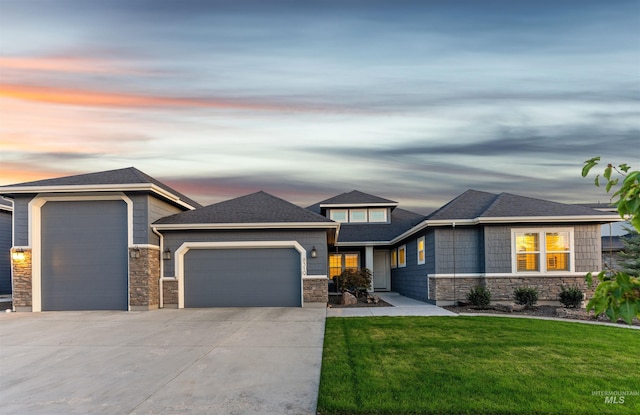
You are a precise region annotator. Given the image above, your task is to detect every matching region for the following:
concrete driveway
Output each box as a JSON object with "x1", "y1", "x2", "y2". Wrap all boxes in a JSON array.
[{"x1": 0, "y1": 307, "x2": 326, "y2": 415}]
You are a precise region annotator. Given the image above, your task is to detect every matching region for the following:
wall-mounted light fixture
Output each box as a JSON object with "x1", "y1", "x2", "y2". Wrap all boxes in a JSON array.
[
  {"x1": 310, "y1": 246, "x2": 318, "y2": 258},
  {"x1": 12, "y1": 248, "x2": 25, "y2": 261},
  {"x1": 130, "y1": 246, "x2": 141, "y2": 259},
  {"x1": 163, "y1": 248, "x2": 171, "y2": 260}
]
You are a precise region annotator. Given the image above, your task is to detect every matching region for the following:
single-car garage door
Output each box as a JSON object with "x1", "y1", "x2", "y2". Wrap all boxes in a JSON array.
[
  {"x1": 184, "y1": 248, "x2": 301, "y2": 307},
  {"x1": 41, "y1": 200, "x2": 128, "y2": 311}
]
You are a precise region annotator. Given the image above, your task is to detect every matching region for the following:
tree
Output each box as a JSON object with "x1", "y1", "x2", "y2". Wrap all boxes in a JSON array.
[
  {"x1": 582, "y1": 157, "x2": 640, "y2": 324},
  {"x1": 618, "y1": 227, "x2": 640, "y2": 277}
]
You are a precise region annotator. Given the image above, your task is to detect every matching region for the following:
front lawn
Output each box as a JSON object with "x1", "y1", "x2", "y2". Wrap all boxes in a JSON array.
[{"x1": 318, "y1": 317, "x2": 640, "y2": 414}]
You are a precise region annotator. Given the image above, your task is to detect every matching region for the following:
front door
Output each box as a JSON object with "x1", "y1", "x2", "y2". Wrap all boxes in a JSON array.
[{"x1": 373, "y1": 250, "x2": 391, "y2": 291}]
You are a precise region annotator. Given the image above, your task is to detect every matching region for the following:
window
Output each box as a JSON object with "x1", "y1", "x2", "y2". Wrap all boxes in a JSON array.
[
  {"x1": 417, "y1": 236, "x2": 425, "y2": 265},
  {"x1": 513, "y1": 229, "x2": 573, "y2": 273},
  {"x1": 329, "y1": 209, "x2": 348, "y2": 222},
  {"x1": 391, "y1": 249, "x2": 397, "y2": 268},
  {"x1": 369, "y1": 208, "x2": 387, "y2": 223},
  {"x1": 398, "y1": 245, "x2": 406, "y2": 268},
  {"x1": 349, "y1": 209, "x2": 367, "y2": 222},
  {"x1": 329, "y1": 253, "x2": 360, "y2": 279}
]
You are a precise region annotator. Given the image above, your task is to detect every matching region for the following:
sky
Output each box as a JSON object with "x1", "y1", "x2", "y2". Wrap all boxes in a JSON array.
[{"x1": 1, "y1": 0, "x2": 638, "y2": 213}]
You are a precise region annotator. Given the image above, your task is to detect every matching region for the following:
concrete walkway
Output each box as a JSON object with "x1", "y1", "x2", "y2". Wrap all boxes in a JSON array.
[
  {"x1": 326, "y1": 292, "x2": 457, "y2": 317},
  {"x1": 0, "y1": 307, "x2": 326, "y2": 415}
]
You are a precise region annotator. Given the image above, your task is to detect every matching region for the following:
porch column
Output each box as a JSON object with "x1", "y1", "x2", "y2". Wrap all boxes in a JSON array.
[{"x1": 365, "y1": 246, "x2": 374, "y2": 292}]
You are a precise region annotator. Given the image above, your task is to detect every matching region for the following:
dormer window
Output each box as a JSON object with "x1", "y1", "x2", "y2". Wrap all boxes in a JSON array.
[
  {"x1": 329, "y1": 209, "x2": 348, "y2": 222},
  {"x1": 349, "y1": 209, "x2": 367, "y2": 222},
  {"x1": 327, "y1": 207, "x2": 389, "y2": 223}
]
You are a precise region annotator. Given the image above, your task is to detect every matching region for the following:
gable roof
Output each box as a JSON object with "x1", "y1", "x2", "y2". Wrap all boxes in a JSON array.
[
  {"x1": 426, "y1": 189, "x2": 616, "y2": 223},
  {"x1": 154, "y1": 191, "x2": 337, "y2": 228},
  {"x1": 0, "y1": 167, "x2": 201, "y2": 210}
]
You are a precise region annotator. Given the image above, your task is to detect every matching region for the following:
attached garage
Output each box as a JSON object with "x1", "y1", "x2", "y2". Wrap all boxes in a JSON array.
[
  {"x1": 183, "y1": 247, "x2": 301, "y2": 307},
  {"x1": 40, "y1": 200, "x2": 129, "y2": 311}
]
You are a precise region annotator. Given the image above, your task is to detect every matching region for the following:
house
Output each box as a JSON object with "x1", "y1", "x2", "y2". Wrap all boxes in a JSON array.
[
  {"x1": 0, "y1": 198, "x2": 12, "y2": 295},
  {"x1": 0, "y1": 168, "x2": 621, "y2": 311}
]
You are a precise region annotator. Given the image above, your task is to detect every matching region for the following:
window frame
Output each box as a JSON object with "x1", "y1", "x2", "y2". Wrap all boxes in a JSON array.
[
  {"x1": 511, "y1": 228, "x2": 574, "y2": 273},
  {"x1": 329, "y1": 252, "x2": 360, "y2": 279},
  {"x1": 398, "y1": 244, "x2": 407, "y2": 268},
  {"x1": 349, "y1": 209, "x2": 368, "y2": 223},
  {"x1": 417, "y1": 236, "x2": 425, "y2": 265},
  {"x1": 329, "y1": 209, "x2": 348, "y2": 223},
  {"x1": 368, "y1": 208, "x2": 388, "y2": 223}
]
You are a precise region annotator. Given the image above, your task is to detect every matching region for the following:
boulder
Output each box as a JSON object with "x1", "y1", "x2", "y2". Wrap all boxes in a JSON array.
[{"x1": 342, "y1": 292, "x2": 358, "y2": 305}]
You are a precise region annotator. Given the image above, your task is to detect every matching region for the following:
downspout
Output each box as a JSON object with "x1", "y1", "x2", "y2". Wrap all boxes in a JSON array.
[
  {"x1": 452, "y1": 222, "x2": 456, "y2": 306},
  {"x1": 151, "y1": 226, "x2": 164, "y2": 309}
]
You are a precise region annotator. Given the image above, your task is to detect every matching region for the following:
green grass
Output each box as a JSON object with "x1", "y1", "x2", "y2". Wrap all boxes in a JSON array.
[{"x1": 318, "y1": 317, "x2": 640, "y2": 415}]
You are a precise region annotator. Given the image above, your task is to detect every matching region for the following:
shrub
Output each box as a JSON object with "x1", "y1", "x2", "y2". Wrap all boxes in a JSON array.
[
  {"x1": 336, "y1": 268, "x2": 372, "y2": 298},
  {"x1": 467, "y1": 285, "x2": 492, "y2": 309},
  {"x1": 513, "y1": 286, "x2": 539, "y2": 307},
  {"x1": 559, "y1": 285, "x2": 584, "y2": 308}
]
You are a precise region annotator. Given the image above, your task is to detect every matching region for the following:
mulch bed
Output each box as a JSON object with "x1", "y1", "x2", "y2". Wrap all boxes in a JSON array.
[
  {"x1": 444, "y1": 304, "x2": 640, "y2": 326},
  {"x1": 327, "y1": 294, "x2": 392, "y2": 308}
]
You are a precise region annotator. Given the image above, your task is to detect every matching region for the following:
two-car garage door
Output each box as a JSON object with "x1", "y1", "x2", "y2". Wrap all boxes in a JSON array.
[{"x1": 183, "y1": 247, "x2": 302, "y2": 307}]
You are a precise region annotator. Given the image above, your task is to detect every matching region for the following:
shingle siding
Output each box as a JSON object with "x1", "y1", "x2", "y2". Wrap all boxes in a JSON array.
[
  {"x1": 390, "y1": 234, "x2": 430, "y2": 302},
  {"x1": 161, "y1": 229, "x2": 328, "y2": 277},
  {"x1": 574, "y1": 224, "x2": 602, "y2": 272},
  {"x1": 484, "y1": 226, "x2": 512, "y2": 273},
  {"x1": 435, "y1": 227, "x2": 483, "y2": 274},
  {"x1": 12, "y1": 195, "x2": 33, "y2": 246}
]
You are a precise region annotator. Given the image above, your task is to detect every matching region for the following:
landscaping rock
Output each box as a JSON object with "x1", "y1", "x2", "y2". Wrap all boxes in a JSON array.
[{"x1": 342, "y1": 292, "x2": 357, "y2": 305}]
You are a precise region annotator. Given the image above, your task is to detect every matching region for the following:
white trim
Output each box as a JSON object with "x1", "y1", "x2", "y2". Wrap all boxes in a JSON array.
[
  {"x1": 429, "y1": 272, "x2": 593, "y2": 279},
  {"x1": 28, "y1": 193, "x2": 134, "y2": 312},
  {"x1": 369, "y1": 208, "x2": 388, "y2": 223},
  {"x1": 154, "y1": 222, "x2": 339, "y2": 230},
  {"x1": 398, "y1": 244, "x2": 407, "y2": 268},
  {"x1": 335, "y1": 241, "x2": 390, "y2": 247},
  {"x1": 319, "y1": 202, "x2": 398, "y2": 208},
  {"x1": 303, "y1": 275, "x2": 329, "y2": 280},
  {"x1": 349, "y1": 208, "x2": 368, "y2": 223},
  {"x1": 417, "y1": 236, "x2": 426, "y2": 265},
  {"x1": 133, "y1": 244, "x2": 160, "y2": 250},
  {"x1": 0, "y1": 183, "x2": 198, "y2": 210},
  {"x1": 511, "y1": 227, "x2": 575, "y2": 274},
  {"x1": 329, "y1": 209, "x2": 348, "y2": 223},
  {"x1": 174, "y1": 241, "x2": 307, "y2": 309}
]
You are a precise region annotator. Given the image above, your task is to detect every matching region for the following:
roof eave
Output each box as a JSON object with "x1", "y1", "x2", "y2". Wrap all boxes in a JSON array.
[
  {"x1": 0, "y1": 183, "x2": 197, "y2": 210},
  {"x1": 153, "y1": 222, "x2": 340, "y2": 230},
  {"x1": 319, "y1": 202, "x2": 398, "y2": 208}
]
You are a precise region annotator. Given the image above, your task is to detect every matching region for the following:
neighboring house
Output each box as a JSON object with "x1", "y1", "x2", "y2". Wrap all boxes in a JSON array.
[
  {"x1": 0, "y1": 168, "x2": 622, "y2": 311},
  {"x1": 0, "y1": 198, "x2": 12, "y2": 295}
]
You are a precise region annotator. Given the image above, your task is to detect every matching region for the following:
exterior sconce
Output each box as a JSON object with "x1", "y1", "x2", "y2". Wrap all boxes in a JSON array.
[
  {"x1": 12, "y1": 248, "x2": 25, "y2": 261},
  {"x1": 163, "y1": 248, "x2": 171, "y2": 260},
  {"x1": 130, "y1": 246, "x2": 141, "y2": 259},
  {"x1": 310, "y1": 246, "x2": 317, "y2": 258}
]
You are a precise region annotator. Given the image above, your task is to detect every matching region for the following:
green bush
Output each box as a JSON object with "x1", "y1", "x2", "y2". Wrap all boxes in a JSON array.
[
  {"x1": 513, "y1": 286, "x2": 539, "y2": 307},
  {"x1": 336, "y1": 268, "x2": 372, "y2": 298},
  {"x1": 559, "y1": 285, "x2": 584, "y2": 308},
  {"x1": 467, "y1": 285, "x2": 492, "y2": 309}
]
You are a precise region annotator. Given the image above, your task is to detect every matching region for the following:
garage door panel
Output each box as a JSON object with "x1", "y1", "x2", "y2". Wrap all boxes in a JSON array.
[
  {"x1": 184, "y1": 248, "x2": 301, "y2": 307},
  {"x1": 41, "y1": 200, "x2": 128, "y2": 311}
]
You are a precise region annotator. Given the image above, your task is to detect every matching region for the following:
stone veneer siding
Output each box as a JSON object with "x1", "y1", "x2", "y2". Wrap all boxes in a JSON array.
[
  {"x1": 429, "y1": 275, "x2": 596, "y2": 305},
  {"x1": 303, "y1": 278, "x2": 328, "y2": 304},
  {"x1": 129, "y1": 247, "x2": 160, "y2": 310},
  {"x1": 162, "y1": 279, "x2": 179, "y2": 308},
  {"x1": 11, "y1": 248, "x2": 32, "y2": 311}
]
